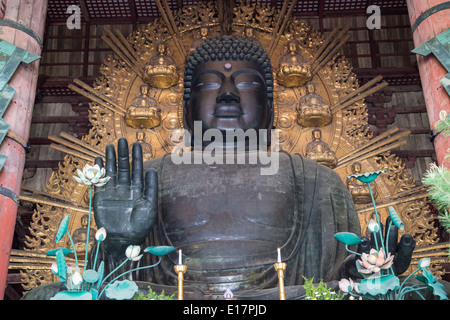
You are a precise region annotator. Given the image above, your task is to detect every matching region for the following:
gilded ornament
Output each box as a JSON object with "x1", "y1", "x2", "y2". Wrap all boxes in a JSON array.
[
  {"x1": 276, "y1": 39, "x2": 312, "y2": 88},
  {"x1": 305, "y1": 129, "x2": 337, "y2": 168},
  {"x1": 125, "y1": 84, "x2": 161, "y2": 129},
  {"x1": 143, "y1": 41, "x2": 179, "y2": 89},
  {"x1": 347, "y1": 161, "x2": 378, "y2": 204},
  {"x1": 296, "y1": 81, "x2": 332, "y2": 127}
]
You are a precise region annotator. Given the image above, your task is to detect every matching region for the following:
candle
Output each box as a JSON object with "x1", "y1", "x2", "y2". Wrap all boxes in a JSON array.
[
  {"x1": 277, "y1": 247, "x2": 281, "y2": 263},
  {"x1": 178, "y1": 249, "x2": 182, "y2": 265}
]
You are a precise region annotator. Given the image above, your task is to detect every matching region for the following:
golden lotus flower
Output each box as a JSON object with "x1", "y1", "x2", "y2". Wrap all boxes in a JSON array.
[{"x1": 357, "y1": 248, "x2": 394, "y2": 274}]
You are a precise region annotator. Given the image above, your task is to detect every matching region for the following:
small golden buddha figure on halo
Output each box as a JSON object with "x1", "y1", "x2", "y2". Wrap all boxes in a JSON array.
[
  {"x1": 276, "y1": 39, "x2": 312, "y2": 88},
  {"x1": 67, "y1": 214, "x2": 96, "y2": 259},
  {"x1": 125, "y1": 84, "x2": 161, "y2": 129},
  {"x1": 347, "y1": 162, "x2": 377, "y2": 204},
  {"x1": 296, "y1": 81, "x2": 332, "y2": 127},
  {"x1": 143, "y1": 41, "x2": 179, "y2": 89},
  {"x1": 130, "y1": 130, "x2": 154, "y2": 161},
  {"x1": 190, "y1": 25, "x2": 209, "y2": 53},
  {"x1": 305, "y1": 128, "x2": 337, "y2": 168}
]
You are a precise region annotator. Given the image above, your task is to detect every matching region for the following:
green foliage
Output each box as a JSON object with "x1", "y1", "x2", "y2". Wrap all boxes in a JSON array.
[
  {"x1": 422, "y1": 164, "x2": 450, "y2": 212},
  {"x1": 434, "y1": 115, "x2": 450, "y2": 137},
  {"x1": 134, "y1": 286, "x2": 176, "y2": 300},
  {"x1": 302, "y1": 276, "x2": 344, "y2": 300}
]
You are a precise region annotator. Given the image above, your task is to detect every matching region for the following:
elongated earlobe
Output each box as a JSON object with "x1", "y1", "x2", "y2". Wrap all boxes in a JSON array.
[{"x1": 182, "y1": 100, "x2": 194, "y2": 147}]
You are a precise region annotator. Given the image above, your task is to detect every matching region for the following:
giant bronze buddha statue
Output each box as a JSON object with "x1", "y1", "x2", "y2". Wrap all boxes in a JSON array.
[{"x1": 23, "y1": 36, "x2": 415, "y2": 300}]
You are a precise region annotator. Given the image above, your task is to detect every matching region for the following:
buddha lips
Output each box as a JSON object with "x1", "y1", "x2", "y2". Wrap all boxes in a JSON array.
[{"x1": 170, "y1": 120, "x2": 280, "y2": 176}]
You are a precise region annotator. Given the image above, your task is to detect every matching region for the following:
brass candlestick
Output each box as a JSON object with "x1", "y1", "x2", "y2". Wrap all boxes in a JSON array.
[
  {"x1": 174, "y1": 264, "x2": 187, "y2": 300},
  {"x1": 274, "y1": 262, "x2": 287, "y2": 300}
]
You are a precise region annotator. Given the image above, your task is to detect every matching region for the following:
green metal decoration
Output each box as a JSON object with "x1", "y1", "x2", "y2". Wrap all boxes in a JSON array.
[
  {"x1": 335, "y1": 170, "x2": 449, "y2": 300},
  {"x1": 412, "y1": 28, "x2": 450, "y2": 96},
  {"x1": 0, "y1": 39, "x2": 40, "y2": 171},
  {"x1": 47, "y1": 164, "x2": 177, "y2": 300}
]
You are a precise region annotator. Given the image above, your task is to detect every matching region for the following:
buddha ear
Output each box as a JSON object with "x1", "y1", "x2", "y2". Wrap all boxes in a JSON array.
[
  {"x1": 182, "y1": 99, "x2": 194, "y2": 147},
  {"x1": 264, "y1": 98, "x2": 275, "y2": 148}
]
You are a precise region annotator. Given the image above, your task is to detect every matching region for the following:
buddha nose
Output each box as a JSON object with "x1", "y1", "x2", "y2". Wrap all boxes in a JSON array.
[{"x1": 216, "y1": 81, "x2": 240, "y2": 104}]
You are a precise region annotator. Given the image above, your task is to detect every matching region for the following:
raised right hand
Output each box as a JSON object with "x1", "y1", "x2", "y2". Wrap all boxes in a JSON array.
[{"x1": 93, "y1": 138, "x2": 158, "y2": 260}]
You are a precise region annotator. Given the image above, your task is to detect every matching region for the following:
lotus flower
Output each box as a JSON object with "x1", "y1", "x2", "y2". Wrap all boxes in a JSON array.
[
  {"x1": 72, "y1": 271, "x2": 83, "y2": 286},
  {"x1": 73, "y1": 164, "x2": 110, "y2": 187},
  {"x1": 338, "y1": 278, "x2": 354, "y2": 293},
  {"x1": 95, "y1": 227, "x2": 107, "y2": 242},
  {"x1": 418, "y1": 257, "x2": 431, "y2": 269},
  {"x1": 357, "y1": 248, "x2": 394, "y2": 274},
  {"x1": 125, "y1": 245, "x2": 143, "y2": 261},
  {"x1": 367, "y1": 219, "x2": 379, "y2": 233},
  {"x1": 51, "y1": 262, "x2": 58, "y2": 275}
]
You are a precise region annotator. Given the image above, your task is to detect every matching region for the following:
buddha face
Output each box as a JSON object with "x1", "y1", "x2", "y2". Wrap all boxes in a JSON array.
[
  {"x1": 185, "y1": 59, "x2": 272, "y2": 134},
  {"x1": 312, "y1": 129, "x2": 322, "y2": 140}
]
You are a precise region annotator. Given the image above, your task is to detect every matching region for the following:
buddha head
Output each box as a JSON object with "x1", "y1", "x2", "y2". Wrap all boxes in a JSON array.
[
  {"x1": 183, "y1": 35, "x2": 274, "y2": 147},
  {"x1": 351, "y1": 161, "x2": 362, "y2": 174},
  {"x1": 312, "y1": 128, "x2": 322, "y2": 141}
]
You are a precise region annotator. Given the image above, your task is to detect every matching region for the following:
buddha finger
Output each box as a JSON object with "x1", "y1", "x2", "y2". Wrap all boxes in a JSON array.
[
  {"x1": 117, "y1": 138, "x2": 131, "y2": 186},
  {"x1": 94, "y1": 157, "x2": 106, "y2": 192},
  {"x1": 392, "y1": 234, "x2": 416, "y2": 275},
  {"x1": 144, "y1": 169, "x2": 158, "y2": 210},
  {"x1": 105, "y1": 144, "x2": 117, "y2": 188},
  {"x1": 131, "y1": 143, "x2": 144, "y2": 190},
  {"x1": 384, "y1": 217, "x2": 398, "y2": 256}
]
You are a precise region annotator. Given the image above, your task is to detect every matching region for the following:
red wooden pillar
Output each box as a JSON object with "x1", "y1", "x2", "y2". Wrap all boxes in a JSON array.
[
  {"x1": 0, "y1": 0, "x2": 47, "y2": 299},
  {"x1": 407, "y1": 0, "x2": 450, "y2": 167}
]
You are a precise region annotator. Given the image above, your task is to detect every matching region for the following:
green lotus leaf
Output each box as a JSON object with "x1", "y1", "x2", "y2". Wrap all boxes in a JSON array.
[
  {"x1": 96, "y1": 261, "x2": 104, "y2": 289},
  {"x1": 144, "y1": 246, "x2": 177, "y2": 256},
  {"x1": 358, "y1": 274, "x2": 400, "y2": 296},
  {"x1": 105, "y1": 280, "x2": 138, "y2": 300},
  {"x1": 348, "y1": 170, "x2": 386, "y2": 184},
  {"x1": 90, "y1": 288, "x2": 99, "y2": 300},
  {"x1": 50, "y1": 290, "x2": 92, "y2": 300},
  {"x1": 334, "y1": 232, "x2": 362, "y2": 246},
  {"x1": 46, "y1": 248, "x2": 73, "y2": 256},
  {"x1": 388, "y1": 206, "x2": 404, "y2": 230},
  {"x1": 55, "y1": 215, "x2": 70, "y2": 243},
  {"x1": 416, "y1": 269, "x2": 449, "y2": 300},
  {"x1": 55, "y1": 249, "x2": 67, "y2": 282},
  {"x1": 83, "y1": 269, "x2": 99, "y2": 283}
]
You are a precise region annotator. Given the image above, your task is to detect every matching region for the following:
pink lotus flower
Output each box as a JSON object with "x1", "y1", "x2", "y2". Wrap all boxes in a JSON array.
[
  {"x1": 357, "y1": 248, "x2": 394, "y2": 274},
  {"x1": 338, "y1": 278, "x2": 361, "y2": 294}
]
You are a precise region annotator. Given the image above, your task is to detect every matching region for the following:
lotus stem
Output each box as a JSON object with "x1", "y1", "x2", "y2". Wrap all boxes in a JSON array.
[
  {"x1": 93, "y1": 240, "x2": 101, "y2": 270},
  {"x1": 397, "y1": 267, "x2": 421, "y2": 296},
  {"x1": 98, "y1": 257, "x2": 130, "y2": 291},
  {"x1": 98, "y1": 257, "x2": 162, "y2": 299},
  {"x1": 399, "y1": 285, "x2": 428, "y2": 300},
  {"x1": 385, "y1": 219, "x2": 395, "y2": 275},
  {"x1": 345, "y1": 244, "x2": 361, "y2": 256},
  {"x1": 367, "y1": 182, "x2": 386, "y2": 254},
  {"x1": 84, "y1": 185, "x2": 93, "y2": 271},
  {"x1": 66, "y1": 232, "x2": 79, "y2": 272}
]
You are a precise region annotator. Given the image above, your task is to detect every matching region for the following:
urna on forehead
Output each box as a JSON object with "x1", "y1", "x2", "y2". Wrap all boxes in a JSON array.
[{"x1": 183, "y1": 35, "x2": 274, "y2": 102}]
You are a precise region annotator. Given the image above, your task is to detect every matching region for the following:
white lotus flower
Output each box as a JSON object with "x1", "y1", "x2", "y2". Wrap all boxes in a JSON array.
[
  {"x1": 338, "y1": 278, "x2": 353, "y2": 293},
  {"x1": 367, "y1": 219, "x2": 379, "y2": 233},
  {"x1": 73, "y1": 164, "x2": 110, "y2": 187},
  {"x1": 95, "y1": 227, "x2": 107, "y2": 242},
  {"x1": 125, "y1": 245, "x2": 143, "y2": 261},
  {"x1": 51, "y1": 262, "x2": 58, "y2": 275},
  {"x1": 419, "y1": 257, "x2": 431, "y2": 269},
  {"x1": 72, "y1": 271, "x2": 83, "y2": 286}
]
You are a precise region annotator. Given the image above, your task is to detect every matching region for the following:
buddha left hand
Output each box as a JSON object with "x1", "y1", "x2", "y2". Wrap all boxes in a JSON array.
[{"x1": 341, "y1": 216, "x2": 416, "y2": 279}]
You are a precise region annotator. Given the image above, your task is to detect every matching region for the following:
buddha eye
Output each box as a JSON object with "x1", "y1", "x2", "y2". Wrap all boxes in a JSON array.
[
  {"x1": 196, "y1": 82, "x2": 221, "y2": 89},
  {"x1": 235, "y1": 81, "x2": 263, "y2": 90}
]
